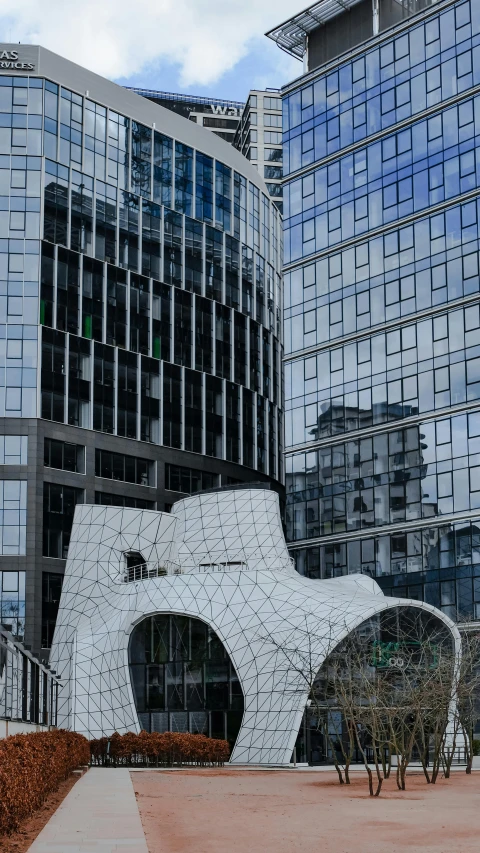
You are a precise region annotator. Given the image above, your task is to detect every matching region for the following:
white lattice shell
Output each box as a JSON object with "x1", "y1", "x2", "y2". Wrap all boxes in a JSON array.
[{"x1": 49, "y1": 488, "x2": 460, "y2": 765}]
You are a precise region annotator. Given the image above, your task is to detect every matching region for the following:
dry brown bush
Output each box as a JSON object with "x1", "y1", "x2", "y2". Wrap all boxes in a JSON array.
[
  {"x1": 0, "y1": 729, "x2": 90, "y2": 834},
  {"x1": 90, "y1": 730, "x2": 230, "y2": 766}
]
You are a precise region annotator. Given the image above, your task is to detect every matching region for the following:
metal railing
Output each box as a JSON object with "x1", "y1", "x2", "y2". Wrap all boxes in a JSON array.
[
  {"x1": 196, "y1": 561, "x2": 247, "y2": 572},
  {"x1": 124, "y1": 556, "x2": 297, "y2": 580},
  {"x1": 123, "y1": 561, "x2": 181, "y2": 583},
  {"x1": 0, "y1": 625, "x2": 60, "y2": 727},
  {"x1": 125, "y1": 87, "x2": 244, "y2": 109}
]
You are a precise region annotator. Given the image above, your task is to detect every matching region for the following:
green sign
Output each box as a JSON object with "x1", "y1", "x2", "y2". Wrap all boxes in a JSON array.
[{"x1": 371, "y1": 640, "x2": 438, "y2": 670}]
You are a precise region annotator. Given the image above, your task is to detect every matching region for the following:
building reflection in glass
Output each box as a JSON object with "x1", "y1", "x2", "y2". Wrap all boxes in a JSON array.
[
  {"x1": 129, "y1": 614, "x2": 244, "y2": 747},
  {"x1": 287, "y1": 403, "x2": 480, "y2": 620}
]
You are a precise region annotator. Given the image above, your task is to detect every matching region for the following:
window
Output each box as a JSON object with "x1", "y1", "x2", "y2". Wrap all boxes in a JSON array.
[
  {"x1": 42, "y1": 483, "x2": 83, "y2": 559},
  {"x1": 41, "y1": 572, "x2": 63, "y2": 648},
  {"x1": 264, "y1": 165, "x2": 282, "y2": 180},
  {"x1": 95, "y1": 449, "x2": 154, "y2": 486},
  {"x1": 0, "y1": 571, "x2": 25, "y2": 640},
  {"x1": 264, "y1": 148, "x2": 282, "y2": 162},
  {"x1": 44, "y1": 438, "x2": 85, "y2": 473},
  {"x1": 264, "y1": 131, "x2": 282, "y2": 144},
  {"x1": 263, "y1": 97, "x2": 281, "y2": 110},
  {"x1": 0, "y1": 481, "x2": 26, "y2": 555},
  {"x1": 0, "y1": 436, "x2": 27, "y2": 465},
  {"x1": 95, "y1": 492, "x2": 155, "y2": 509},
  {"x1": 129, "y1": 614, "x2": 244, "y2": 741},
  {"x1": 165, "y1": 465, "x2": 220, "y2": 494},
  {"x1": 263, "y1": 113, "x2": 282, "y2": 128}
]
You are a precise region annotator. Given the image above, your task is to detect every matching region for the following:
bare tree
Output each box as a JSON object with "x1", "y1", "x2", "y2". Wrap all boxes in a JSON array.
[
  {"x1": 442, "y1": 625, "x2": 480, "y2": 777},
  {"x1": 259, "y1": 604, "x2": 463, "y2": 796},
  {"x1": 258, "y1": 614, "x2": 355, "y2": 785}
]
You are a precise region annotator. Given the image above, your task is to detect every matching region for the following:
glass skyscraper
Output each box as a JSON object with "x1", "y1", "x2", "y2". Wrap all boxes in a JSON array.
[
  {"x1": 269, "y1": 0, "x2": 480, "y2": 624},
  {"x1": 0, "y1": 45, "x2": 283, "y2": 655}
]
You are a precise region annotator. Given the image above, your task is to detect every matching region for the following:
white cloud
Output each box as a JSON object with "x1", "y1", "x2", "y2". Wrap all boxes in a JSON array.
[{"x1": 1, "y1": 0, "x2": 303, "y2": 87}]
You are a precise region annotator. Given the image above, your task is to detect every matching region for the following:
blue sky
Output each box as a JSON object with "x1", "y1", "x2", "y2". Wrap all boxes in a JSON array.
[
  {"x1": 116, "y1": 39, "x2": 301, "y2": 103},
  {"x1": 0, "y1": 0, "x2": 304, "y2": 99}
]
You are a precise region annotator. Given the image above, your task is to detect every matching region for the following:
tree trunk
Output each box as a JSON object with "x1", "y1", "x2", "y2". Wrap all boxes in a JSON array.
[
  {"x1": 419, "y1": 747, "x2": 431, "y2": 783},
  {"x1": 386, "y1": 748, "x2": 392, "y2": 779},
  {"x1": 371, "y1": 742, "x2": 384, "y2": 797},
  {"x1": 396, "y1": 759, "x2": 402, "y2": 791},
  {"x1": 366, "y1": 765, "x2": 374, "y2": 797}
]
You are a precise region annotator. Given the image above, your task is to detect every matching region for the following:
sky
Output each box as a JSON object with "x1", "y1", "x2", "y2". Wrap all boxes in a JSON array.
[{"x1": 0, "y1": 0, "x2": 305, "y2": 102}]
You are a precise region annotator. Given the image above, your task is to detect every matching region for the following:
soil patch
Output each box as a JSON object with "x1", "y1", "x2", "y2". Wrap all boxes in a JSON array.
[
  {"x1": 0, "y1": 772, "x2": 81, "y2": 853},
  {"x1": 133, "y1": 768, "x2": 480, "y2": 853}
]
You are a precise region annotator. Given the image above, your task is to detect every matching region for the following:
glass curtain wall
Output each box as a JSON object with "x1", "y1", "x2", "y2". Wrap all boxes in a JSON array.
[
  {"x1": 129, "y1": 614, "x2": 244, "y2": 748},
  {"x1": 284, "y1": 0, "x2": 480, "y2": 621},
  {"x1": 0, "y1": 71, "x2": 283, "y2": 476}
]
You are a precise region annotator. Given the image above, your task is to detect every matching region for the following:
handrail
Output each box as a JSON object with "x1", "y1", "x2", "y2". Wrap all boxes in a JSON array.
[{"x1": 123, "y1": 561, "x2": 181, "y2": 583}]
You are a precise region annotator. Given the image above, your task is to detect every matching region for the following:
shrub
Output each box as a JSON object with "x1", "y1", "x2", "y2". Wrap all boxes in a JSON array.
[
  {"x1": 0, "y1": 729, "x2": 90, "y2": 835},
  {"x1": 90, "y1": 730, "x2": 230, "y2": 767}
]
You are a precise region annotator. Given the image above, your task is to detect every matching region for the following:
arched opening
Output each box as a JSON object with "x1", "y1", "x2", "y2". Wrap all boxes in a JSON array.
[
  {"x1": 294, "y1": 606, "x2": 455, "y2": 766},
  {"x1": 129, "y1": 614, "x2": 244, "y2": 751}
]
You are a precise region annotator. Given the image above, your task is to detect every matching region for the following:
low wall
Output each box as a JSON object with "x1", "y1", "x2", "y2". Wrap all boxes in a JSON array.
[{"x1": 0, "y1": 719, "x2": 51, "y2": 738}]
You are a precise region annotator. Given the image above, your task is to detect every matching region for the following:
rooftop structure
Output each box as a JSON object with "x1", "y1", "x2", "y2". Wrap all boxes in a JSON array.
[
  {"x1": 128, "y1": 88, "x2": 244, "y2": 143},
  {"x1": 267, "y1": 0, "x2": 441, "y2": 70},
  {"x1": 266, "y1": 0, "x2": 366, "y2": 58}
]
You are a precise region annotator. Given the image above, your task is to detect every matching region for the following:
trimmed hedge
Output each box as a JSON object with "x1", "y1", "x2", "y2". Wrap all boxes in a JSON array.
[
  {"x1": 0, "y1": 729, "x2": 90, "y2": 835},
  {"x1": 90, "y1": 730, "x2": 230, "y2": 766}
]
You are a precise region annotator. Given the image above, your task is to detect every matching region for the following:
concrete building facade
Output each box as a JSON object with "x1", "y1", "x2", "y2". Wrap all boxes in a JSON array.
[{"x1": 234, "y1": 91, "x2": 284, "y2": 213}]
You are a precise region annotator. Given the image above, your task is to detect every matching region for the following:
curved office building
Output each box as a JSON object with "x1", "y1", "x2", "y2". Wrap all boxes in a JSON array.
[
  {"x1": 0, "y1": 45, "x2": 283, "y2": 655},
  {"x1": 49, "y1": 487, "x2": 460, "y2": 763}
]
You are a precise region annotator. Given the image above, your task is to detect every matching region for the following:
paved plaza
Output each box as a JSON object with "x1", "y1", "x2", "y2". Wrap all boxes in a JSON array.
[
  {"x1": 26, "y1": 764, "x2": 480, "y2": 852},
  {"x1": 133, "y1": 768, "x2": 480, "y2": 853}
]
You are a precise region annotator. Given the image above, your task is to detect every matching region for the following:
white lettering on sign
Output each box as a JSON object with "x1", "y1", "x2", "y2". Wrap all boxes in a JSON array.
[
  {"x1": 0, "y1": 50, "x2": 35, "y2": 71},
  {"x1": 210, "y1": 105, "x2": 240, "y2": 117}
]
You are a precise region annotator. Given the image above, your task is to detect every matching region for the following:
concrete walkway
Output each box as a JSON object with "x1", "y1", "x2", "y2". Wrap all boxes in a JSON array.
[{"x1": 28, "y1": 768, "x2": 148, "y2": 853}]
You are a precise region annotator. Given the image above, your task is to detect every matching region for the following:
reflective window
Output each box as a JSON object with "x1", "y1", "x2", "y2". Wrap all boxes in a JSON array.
[
  {"x1": 283, "y1": 0, "x2": 480, "y2": 626},
  {"x1": 286, "y1": 303, "x2": 480, "y2": 446},
  {"x1": 0, "y1": 571, "x2": 26, "y2": 640},
  {"x1": 0, "y1": 436, "x2": 27, "y2": 465},
  {"x1": 293, "y1": 519, "x2": 480, "y2": 622},
  {"x1": 286, "y1": 410, "x2": 480, "y2": 539},
  {"x1": 0, "y1": 481, "x2": 26, "y2": 555},
  {"x1": 131, "y1": 121, "x2": 151, "y2": 198},
  {"x1": 129, "y1": 614, "x2": 244, "y2": 746},
  {"x1": 153, "y1": 131, "x2": 172, "y2": 207},
  {"x1": 284, "y1": 92, "x2": 480, "y2": 259},
  {"x1": 283, "y1": 0, "x2": 480, "y2": 173}
]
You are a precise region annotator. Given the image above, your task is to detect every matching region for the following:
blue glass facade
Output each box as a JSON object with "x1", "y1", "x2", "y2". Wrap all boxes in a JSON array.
[{"x1": 284, "y1": 0, "x2": 480, "y2": 621}]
